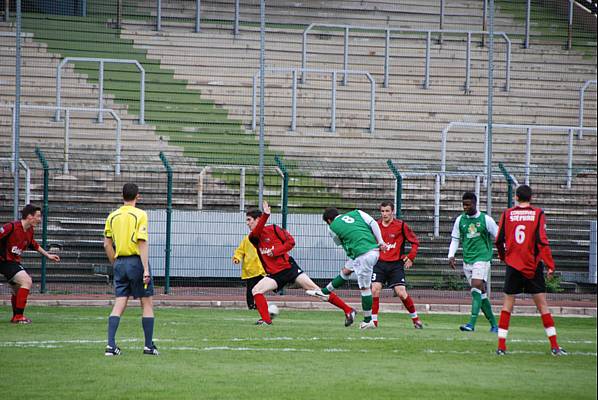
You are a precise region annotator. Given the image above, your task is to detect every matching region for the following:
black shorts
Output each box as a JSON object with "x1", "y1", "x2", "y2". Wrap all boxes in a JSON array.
[
  {"x1": 268, "y1": 260, "x2": 303, "y2": 291},
  {"x1": 503, "y1": 264, "x2": 546, "y2": 295},
  {"x1": 372, "y1": 260, "x2": 406, "y2": 288},
  {"x1": 0, "y1": 261, "x2": 26, "y2": 282}
]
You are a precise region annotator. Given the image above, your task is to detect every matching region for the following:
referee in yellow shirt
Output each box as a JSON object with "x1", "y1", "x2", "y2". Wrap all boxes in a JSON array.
[
  {"x1": 233, "y1": 235, "x2": 266, "y2": 309},
  {"x1": 103, "y1": 183, "x2": 158, "y2": 356}
]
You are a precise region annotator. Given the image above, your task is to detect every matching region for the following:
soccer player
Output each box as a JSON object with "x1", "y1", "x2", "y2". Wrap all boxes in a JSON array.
[
  {"x1": 311, "y1": 207, "x2": 388, "y2": 330},
  {"x1": 103, "y1": 183, "x2": 158, "y2": 356},
  {"x1": 495, "y1": 184, "x2": 566, "y2": 356},
  {"x1": 448, "y1": 192, "x2": 498, "y2": 333},
  {"x1": 233, "y1": 233, "x2": 266, "y2": 309},
  {"x1": 0, "y1": 204, "x2": 60, "y2": 323},
  {"x1": 372, "y1": 201, "x2": 422, "y2": 329},
  {"x1": 248, "y1": 200, "x2": 356, "y2": 326}
]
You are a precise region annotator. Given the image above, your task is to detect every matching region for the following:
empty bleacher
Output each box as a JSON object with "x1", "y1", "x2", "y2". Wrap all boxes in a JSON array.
[{"x1": 0, "y1": 0, "x2": 595, "y2": 293}]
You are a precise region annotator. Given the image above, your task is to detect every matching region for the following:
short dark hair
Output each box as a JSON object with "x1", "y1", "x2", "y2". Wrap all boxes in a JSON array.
[
  {"x1": 516, "y1": 185, "x2": 532, "y2": 202},
  {"x1": 380, "y1": 201, "x2": 394, "y2": 210},
  {"x1": 21, "y1": 204, "x2": 41, "y2": 219},
  {"x1": 322, "y1": 207, "x2": 340, "y2": 223},
  {"x1": 246, "y1": 208, "x2": 262, "y2": 219},
  {"x1": 122, "y1": 183, "x2": 139, "y2": 201},
  {"x1": 462, "y1": 192, "x2": 477, "y2": 202}
]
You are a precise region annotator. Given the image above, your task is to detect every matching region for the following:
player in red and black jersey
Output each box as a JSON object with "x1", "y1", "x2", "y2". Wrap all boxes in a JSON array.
[
  {"x1": 371, "y1": 201, "x2": 423, "y2": 328},
  {"x1": 495, "y1": 185, "x2": 566, "y2": 356},
  {"x1": 0, "y1": 205, "x2": 60, "y2": 323},
  {"x1": 247, "y1": 200, "x2": 355, "y2": 326}
]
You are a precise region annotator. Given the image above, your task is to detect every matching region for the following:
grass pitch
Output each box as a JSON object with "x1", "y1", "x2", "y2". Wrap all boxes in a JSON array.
[{"x1": 0, "y1": 306, "x2": 595, "y2": 400}]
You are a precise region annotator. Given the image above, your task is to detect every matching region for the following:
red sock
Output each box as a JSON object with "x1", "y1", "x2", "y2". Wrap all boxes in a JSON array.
[
  {"x1": 541, "y1": 313, "x2": 559, "y2": 349},
  {"x1": 11, "y1": 294, "x2": 17, "y2": 316},
  {"x1": 253, "y1": 293, "x2": 271, "y2": 323},
  {"x1": 372, "y1": 297, "x2": 380, "y2": 326},
  {"x1": 497, "y1": 310, "x2": 511, "y2": 351},
  {"x1": 401, "y1": 295, "x2": 418, "y2": 319},
  {"x1": 328, "y1": 292, "x2": 352, "y2": 314},
  {"x1": 14, "y1": 288, "x2": 30, "y2": 317},
  {"x1": 372, "y1": 296, "x2": 380, "y2": 315}
]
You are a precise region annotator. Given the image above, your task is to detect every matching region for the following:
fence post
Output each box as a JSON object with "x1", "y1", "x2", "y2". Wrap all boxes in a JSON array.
[
  {"x1": 35, "y1": 146, "x2": 49, "y2": 294},
  {"x1": 234, "y1": 0, "x2": 240, "y2": 36},
  {"x1": 498, "y1": 162, "x2": 514, "y2": 208},
  {"x1": 159, "y1": 152, "x2": 172, "y2": 294},
  {"x1": 195, "y1": 0, "x2": 201, "y2": 33},
  {"x1": 156, "y1": 0, "x2": 161, "y2": 31},
  {"x1": 386, "y1": 160, "x2": 402, "y2": 218},
  {"x1": 4, "y1": 0, "x2": 8, "y2": 21},
  {"x1": 274, "y1": 155, "x2": 289, "y2": 229},
  {"x1": 567, "y1": 0, "x2": 573, "y2": 50},
  {"x1": 524, "y1": 0, "x2": 531, "y2": 48}
]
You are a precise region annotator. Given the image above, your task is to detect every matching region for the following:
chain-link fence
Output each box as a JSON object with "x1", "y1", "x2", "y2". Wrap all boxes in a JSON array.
[
  {"x1": 1, "y1": 1, "x2": 596, "y2": 302},
  {"x1": 1, "y1": 148, "x2": 595, "y2": 302}
]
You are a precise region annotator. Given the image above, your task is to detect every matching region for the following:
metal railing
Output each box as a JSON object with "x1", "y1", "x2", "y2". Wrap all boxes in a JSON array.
[
  {"x1": 440, "y1": 122, "x2": 598, "y2": 189},
  {"x1": 301, "y1": 23, "x2": 511, "y2": 92},
  {"x1": 1, "y1": 157, "x2": 30, "y2": 207},
  {"x1": 3, "y1": 104, "x2": 123, "y2": 175},
  {"x1": 55, "y1": 57, "x2": 145, "y2": 124},
  {"x1": 155, "y1": 0, "x2": 202, "y2": 33},
  {"x1": 579, "y1": 80, "x2": 597, "y2": 138},
  {"x1": 252, "y1": 67, "x2": 376, "y2": 133},
  {"x1": 198, "y1": 165, "x2": 285, "y2": 211}
]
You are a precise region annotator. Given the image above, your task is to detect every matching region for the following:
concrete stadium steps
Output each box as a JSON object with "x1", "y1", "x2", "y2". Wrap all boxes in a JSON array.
[
  {"x1": 121, "y1": 25, "x2": 596, "y2": 168},
  {"x1": 141, "y1": 0, "x2": 594, "y2": 48}
]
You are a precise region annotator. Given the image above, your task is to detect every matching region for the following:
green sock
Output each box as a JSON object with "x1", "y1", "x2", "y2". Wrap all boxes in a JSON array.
[
  {"x1": 481, "y1": 297, "x2": 497, "y2": 327},
  {"x1": 322, "y1": 274, "x2": 347, "y2": 295},
  {"x1": 362, "y1": 294, "x2": 373, "y2": 322},
  {"x1": 468, "y1": 289, "x2": 482, "y2": 327}
]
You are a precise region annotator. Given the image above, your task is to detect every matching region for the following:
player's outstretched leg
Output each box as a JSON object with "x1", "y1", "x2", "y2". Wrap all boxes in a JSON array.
[
  {"x1": 298, "y1": 274, "x2": 356, "y2": 327},
  {"x1": 317, "y1": 271, "x2": 351, "y2": 298}
]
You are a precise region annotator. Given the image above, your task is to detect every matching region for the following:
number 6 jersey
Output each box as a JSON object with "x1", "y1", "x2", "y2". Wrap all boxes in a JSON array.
[{"x1": 495, "y1": 205, "x2": 555, "y2": 278}]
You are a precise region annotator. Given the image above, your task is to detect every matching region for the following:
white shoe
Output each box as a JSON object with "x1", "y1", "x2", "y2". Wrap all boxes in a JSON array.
[
  {"x1": 305, "y1": 289, "x2": 329, "y2": 302},
  {"x1": 359, "y1": 320, "x2": 377, "y2": 330}
]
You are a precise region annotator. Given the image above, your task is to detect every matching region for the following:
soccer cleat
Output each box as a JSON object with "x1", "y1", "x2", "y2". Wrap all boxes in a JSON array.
[
  {"x1": 496, "y1": 349, "x2": 506, "y2": 356},
  {"x1": 305, "y1": 289, "x2": 329, "y2": 302},
  {"x1": 143, "y1": 343, "x2": 159, "y2": 356},
  {"x1": 10, "y1": 315, "x2": 32, "y2": 324},
  {"x1": 551, "y1": 347, "x2": 568, "y2": 356},
  {"x1": 344, "y1": 309, "x2": 357, "y2": 327},
  {"x1": 459, "y1": 323, "x2": 474, "y2": 332},
  {"x1": 255, "y1": 319, "x2": 272, "y2": 326},
  {"x1": 359, "y1": 320, "x2": 377, "y2": 330},
  {"x1": 413, "y1": 320, "x2": 424, "y2": 329},
  {"x1": 490, "y1": 326, "x2": 499, "y2": 334},
  {"x1": 105, "y1": 345, "x2": 122, "y2": 356}
]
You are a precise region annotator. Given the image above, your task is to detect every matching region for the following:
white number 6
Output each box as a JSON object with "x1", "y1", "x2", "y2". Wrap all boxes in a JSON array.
[{"x1": 515, "y1": 225, "x2": 526, "y2": 244}]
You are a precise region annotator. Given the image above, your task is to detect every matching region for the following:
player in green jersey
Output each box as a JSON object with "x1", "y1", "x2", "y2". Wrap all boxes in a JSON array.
[
  {"x1": 307, "y1": 208, "x2": 388, "y2": 330},
  {"x1": 448, "y1": 192, "x2": 498, "y2": 332}
]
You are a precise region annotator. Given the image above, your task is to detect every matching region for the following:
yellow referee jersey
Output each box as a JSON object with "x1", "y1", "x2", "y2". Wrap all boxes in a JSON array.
[
  {"x1": 233, "y1": 235, "x2": 266, "y2": 279},
  {"x1": 104, "y1": 205, "x2": 148, "y2": 258}
]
